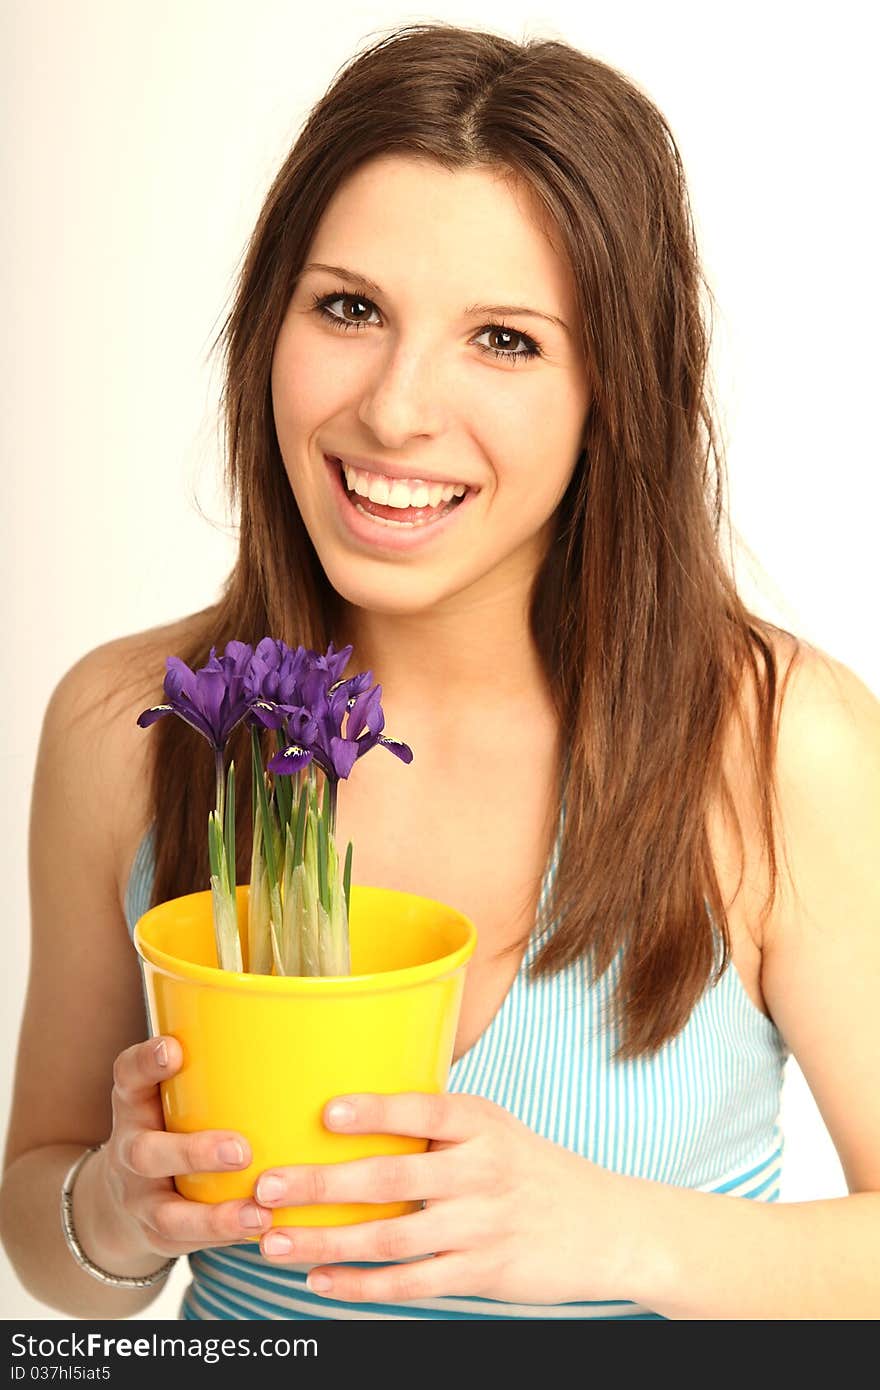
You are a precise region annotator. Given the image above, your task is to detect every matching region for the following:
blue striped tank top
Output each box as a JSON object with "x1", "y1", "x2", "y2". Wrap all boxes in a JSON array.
[{"x1": 124, "y1": 806, "x2": 790, "y2": 1320}]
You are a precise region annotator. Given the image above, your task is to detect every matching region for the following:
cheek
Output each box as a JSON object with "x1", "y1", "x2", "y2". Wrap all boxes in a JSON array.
[
  {"x1": 478, "y1": 426, "x2": 573, "y2": 519},
  {"x1": 271, "y1": 326, "x2": 344, "y2": 438}
]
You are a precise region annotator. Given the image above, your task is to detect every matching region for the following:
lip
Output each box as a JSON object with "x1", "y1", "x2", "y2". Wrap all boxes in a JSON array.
[
  {"x1": 327, "y1": 452, "x2": 478, "y2": 490},
  {"x1": 324, "y1": 453, "x2": 478, "y2": 553}
]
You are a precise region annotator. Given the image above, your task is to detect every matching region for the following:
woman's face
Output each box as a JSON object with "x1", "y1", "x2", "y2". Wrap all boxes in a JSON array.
[{"x1": 270, "y1": 155, "x2": 590, "y2": 618}]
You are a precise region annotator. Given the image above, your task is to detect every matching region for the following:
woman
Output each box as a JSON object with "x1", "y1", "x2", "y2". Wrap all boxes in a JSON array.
[{"x1": 2, "y1": 22, "x2": 878, "y2": 1321}]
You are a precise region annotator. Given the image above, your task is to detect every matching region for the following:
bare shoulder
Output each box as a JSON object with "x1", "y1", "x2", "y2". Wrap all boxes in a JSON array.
[
  {"x1": 766, "y1": 636, "x2": 880, "y2": 936},
  {"x1": 3, "y1": 615, "x2": 204, "y2": 1167},
  {"x1": 710, "y1": 628, "x2": 877, "y2": 1031},
  {"x1": 49, "y1": 613, "x2": 205, "y2": 909},
  {"x1": 757, "y1": 641, "x2": 880, "y2": 1192},
  {"x1": 708, "y1": 626, "x2": 802, "y2": 955}
]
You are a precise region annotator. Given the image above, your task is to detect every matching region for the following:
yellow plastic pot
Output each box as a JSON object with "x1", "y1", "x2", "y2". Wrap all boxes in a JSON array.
[{"x1": 133, "y1": 884, "x2": 476, "y2": 1230}]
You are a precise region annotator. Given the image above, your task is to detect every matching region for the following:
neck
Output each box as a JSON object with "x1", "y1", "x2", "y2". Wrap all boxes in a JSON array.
[{"x1": 334, "y1": 577, "x2": 556, "y2": 736}]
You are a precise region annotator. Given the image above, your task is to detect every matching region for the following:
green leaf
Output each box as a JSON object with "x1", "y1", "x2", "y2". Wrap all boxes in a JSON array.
[
  {"x1": 210, "y1": 872, "x2": 243, "y2": 972},
  {"x1": 268, "y1": 913, "x2": 285, "y2": 977},
  {"x1": 316, "y1": 898, "x2": 334, "y2": 974},
  {"x1": 224, "y1": 760, "x2": 236, "y2": 897},
  {"x1": 247, "y1": 815, "x2": 273, "y2": 975},
  {"x1": 300, "y1": 847, "x2": 320, "y2": 976},
  {"x1": 268, "y1": 878, "x2": 283, "y2": 974},
  {"x1": 323, "y1": 838, "x2": 351, "y2": 975},
  {"x1": 343, "y1": 840, "x2": 353, "y2": 922},
  {"x1": 293, "y1": 779, "x2": 309, "y2": 866},
  {"x1": 208, "y1": 809, "x2": 222, "y2": 882},
  {"x1": 254, "y1": 746, "x2": 279, "y2": 888},
  {"x1": 250, "y1": 726, "x2": 260, "y2": 831},
  {"x1": 280, "y1": 825, "x2": 302, "y2": 976},
  {"x1": 317, "y1": 810, "x2": 328, "y2": 913},
  {"x1": 275, "y1": 761, "x2": 293, "y2": 835}
]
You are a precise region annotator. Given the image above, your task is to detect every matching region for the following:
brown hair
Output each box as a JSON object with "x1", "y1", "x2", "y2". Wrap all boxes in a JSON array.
[{"x1": 131, "y1": 20, "x2": 801, "y2": 1060}]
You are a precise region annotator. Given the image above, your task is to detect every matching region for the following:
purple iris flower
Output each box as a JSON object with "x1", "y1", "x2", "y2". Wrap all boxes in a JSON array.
[
  {"x1": 244, "y1": 638, "x2": 311, "y2": 710},
  {"x1": 266, "y1": 676, "x2": 413, "y2": 781},
  {"x1": 137, "y1": 640, "x2": 255, "y2": 751},
  {"x1": 245, "y1": 639, "x2": 355, "y2": 733}
]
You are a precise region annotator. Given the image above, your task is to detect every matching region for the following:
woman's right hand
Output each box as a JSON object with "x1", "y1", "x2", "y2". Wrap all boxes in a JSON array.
[{"x1": 94, "y1": 1035, "x2": 274, "y2": 1264}]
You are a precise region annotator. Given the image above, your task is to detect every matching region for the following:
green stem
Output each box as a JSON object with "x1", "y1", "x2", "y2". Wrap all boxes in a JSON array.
[
  {"x1": 293, "y1": 778, "x2": 309, "y2": 866},
  {"x1": 214, "y1": 747, "x2": 225, "y2": 824},
  {"x1": 250, "y1": 726, "x2": 259, "y2": 840},
  {"x1": 254, "y1": 745, "x2": 279, "y2": 889},
  {"x1": 223, "y1": 760, "x2": 236, "y2": 895},
  {"x1": 343, "y1": 840, "x2": 352, "y2": 921},
  {"x1": 317, "y1": 809, "x2": 328, "y2": 913}
]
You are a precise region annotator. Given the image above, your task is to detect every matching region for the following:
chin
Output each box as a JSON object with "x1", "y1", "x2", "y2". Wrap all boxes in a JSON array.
[{"x1": 310, "y1": 556, "x2": 439, "y2": 617}]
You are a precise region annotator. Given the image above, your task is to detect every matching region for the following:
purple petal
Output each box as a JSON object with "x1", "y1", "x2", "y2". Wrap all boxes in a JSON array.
[
  {"x1": 267, "y1": 744, "x2": 314, "y2": 776},
  {"x1": 172, "y1": 704, "x2": 222, "y2": 744},
  {"x1": 223, "y1": 639, "x2": 254, "y2": 667},
  {"x1": 164, "y1": 655, "x2": 196, "y2": 704},
  {"x1": 246, "y1": 699, "x2": 287, "y2": 731},
  {"x1": 328, "y1": 735, "x2": 360, "y2": 780},
  {"x1": 136, "y1": 703, "x2": 174, "y2": 728},
  {"x1": 194, "y1": 667, "x2": 229, "y2": 745},
  {"x1": 377, "y1": 735, "x2": 414, "y2": 764},
  {"x1": 347, "y1": 683, "x2": 384, "y2": 741}
]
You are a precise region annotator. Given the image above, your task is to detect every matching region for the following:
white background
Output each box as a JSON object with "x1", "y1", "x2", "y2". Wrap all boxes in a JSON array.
[{"x1": 2, "y1": 0, "x2": 876, "y2": 1320}]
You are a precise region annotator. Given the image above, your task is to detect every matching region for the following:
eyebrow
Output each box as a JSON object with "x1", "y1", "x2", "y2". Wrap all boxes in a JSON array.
[{"x1": 298, "y1": 262, "x2": 571, "y2": 335}]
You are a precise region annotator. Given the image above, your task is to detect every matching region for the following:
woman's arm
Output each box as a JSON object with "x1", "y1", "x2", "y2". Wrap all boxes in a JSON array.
[
  {"x1": 0, "y1": 642, "x2": 169, "y2": 1317},
  {"x1": 1, "y1": 1143, "x2": 174, "y2": 1319},
  {"x1": 616, "y1": 645, "x2": 880, "y2": 1318},
  {"x1": 609, "y1": 1174, "x2": 880, "y2": 1319}
]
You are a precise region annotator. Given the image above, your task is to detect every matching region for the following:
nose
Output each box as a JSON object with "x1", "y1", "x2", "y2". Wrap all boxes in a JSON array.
[{"x1": 356, "y1": 335, "x2": 447, "y2": 449}]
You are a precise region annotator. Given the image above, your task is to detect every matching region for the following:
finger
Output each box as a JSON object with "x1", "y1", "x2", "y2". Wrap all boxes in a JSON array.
[
  {"x1": 138, "y1": 1191, "x2": 274, "y2": 1251},
  {"x1": 322, "y1": 1092, "x2": 488, "y2": 1143},
  {"x1": 259, "y1": 1209, "x2": 440, "y2": 1266},
  {"x1": 255, "y1": 1148, "x2": 459, "y2": 1209},
  {"x1": 112, "y1": 1036, "x2": 181, "y2": 1109},
  {"x1": 122, "y1": 1126, "x2": 255, "y2": 1180},
  {"x1": 304, "y1": 1252, "x2": 476, "y2": 1305}
]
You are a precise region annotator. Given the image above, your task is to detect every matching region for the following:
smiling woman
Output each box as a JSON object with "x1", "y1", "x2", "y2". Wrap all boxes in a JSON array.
[
  {"x1": 269, "y1": 155, "x2": 588, "y2": 587},
  {"x1": 3, "y1": 18, "x2": 879, "y2": 1324}
]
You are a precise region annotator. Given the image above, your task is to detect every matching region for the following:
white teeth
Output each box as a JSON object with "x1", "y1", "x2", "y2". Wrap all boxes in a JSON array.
[
  {"x1": 388, "y1": 480, "x2": 413, "y2": 508},
  {"x1": 340, "y1": 461, "x2": 469, "y2": 509},
  {"x1": 367, "y1": 477, "x2": 390, "y2": 504}
]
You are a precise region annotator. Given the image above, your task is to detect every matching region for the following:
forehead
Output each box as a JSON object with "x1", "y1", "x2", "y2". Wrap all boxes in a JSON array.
[{"x1": 306, "y1": 155, "x2": 575, "y2": 309}]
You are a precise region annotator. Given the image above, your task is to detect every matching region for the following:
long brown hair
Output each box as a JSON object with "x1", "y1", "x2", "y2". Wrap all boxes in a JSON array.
[{"x1": 132, "y1": 20, "x2": 801, "y2": 1060}]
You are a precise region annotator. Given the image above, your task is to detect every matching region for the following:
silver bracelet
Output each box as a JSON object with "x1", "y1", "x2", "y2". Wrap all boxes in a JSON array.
[{"x1": 60, "y1": 1143, "x2": 177, "y2": 1289}]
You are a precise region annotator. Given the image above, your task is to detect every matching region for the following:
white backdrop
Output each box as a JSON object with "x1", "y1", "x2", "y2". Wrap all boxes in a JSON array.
[{"x1": 2, "y1": 0, "x2": 875, "y2": 1320}]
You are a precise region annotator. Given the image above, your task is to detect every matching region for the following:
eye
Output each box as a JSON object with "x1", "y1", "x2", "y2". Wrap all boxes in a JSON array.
[
  {"x1": 310, "y1": 289, "x2": 544, "y2": 365},
  {"x1": 472, "y1": 324, "x2": 542, "y2": 364},
  {"x1": 311, "y1": 291, "x2": 379, "y2": 331}
]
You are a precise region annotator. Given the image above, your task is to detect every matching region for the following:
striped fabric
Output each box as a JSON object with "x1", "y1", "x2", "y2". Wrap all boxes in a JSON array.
[{"x1": 125, "y1": 804, "x2": 789, "y2": 1320}]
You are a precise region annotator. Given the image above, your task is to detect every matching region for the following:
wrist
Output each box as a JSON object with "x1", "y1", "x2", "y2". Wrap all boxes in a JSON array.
[
  {"x1": 590, "y1": 1167, "x2": 677, "y2": 1306},
  {"x1": 71, "y1": 1145, "x2": 173, "y2": 1280}
]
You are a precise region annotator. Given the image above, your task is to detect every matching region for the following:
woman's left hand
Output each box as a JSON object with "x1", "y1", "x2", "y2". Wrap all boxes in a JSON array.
[{"x1": 251, "y1": 1091, "x2": 634, "y2": 1305}]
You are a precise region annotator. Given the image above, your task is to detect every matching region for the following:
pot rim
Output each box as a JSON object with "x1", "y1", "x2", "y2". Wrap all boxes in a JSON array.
[{"x1": 133, "y1": 883, "x2": 478, "y2": 997}]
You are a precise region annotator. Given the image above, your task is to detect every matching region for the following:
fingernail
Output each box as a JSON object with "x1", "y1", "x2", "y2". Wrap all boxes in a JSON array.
[
  {"x1": 154, "y1": 1040, "x2": 168, "y2": 1068},
  {"x1": 240, "y1": 1202, "x2": 269, "y2": 1229},
  {"x1": 218, "y1": 1140, "x2": 244, "y2": 1165},
  {"x1": 256, "y1": 1174, "x2": 284, "y2": 1203},
  {"x1": 308, "y1": 1273, "x2": 333, "y2": 1293},
  {"x1": 263, "y1": 1232, "x2": 293, "y2": 1256},
  {"x1": 326, "y1": 1101, "x2": 354, "y2": 1127}
]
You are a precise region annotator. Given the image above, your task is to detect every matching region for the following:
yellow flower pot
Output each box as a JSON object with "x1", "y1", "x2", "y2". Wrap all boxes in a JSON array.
[{"x1": 133, "y1": 884, "x2": 476, "y2": 1230}]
